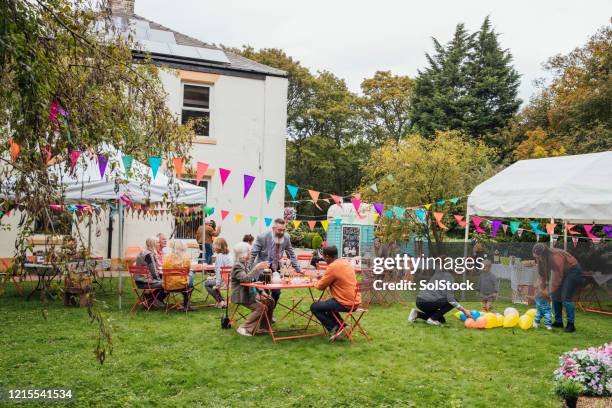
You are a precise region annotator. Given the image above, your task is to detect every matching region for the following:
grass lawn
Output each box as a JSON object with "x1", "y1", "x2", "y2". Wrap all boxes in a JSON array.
[{"x1": 0, "y1": 278, "x2": 610, "y2": 408}]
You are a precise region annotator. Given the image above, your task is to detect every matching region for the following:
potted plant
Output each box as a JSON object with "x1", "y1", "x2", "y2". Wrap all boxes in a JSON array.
[{"x1": 553, "y1": 378, "x2": 584, "y2": 408}]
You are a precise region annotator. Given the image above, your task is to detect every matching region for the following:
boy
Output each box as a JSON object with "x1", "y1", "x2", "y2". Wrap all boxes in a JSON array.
[
  {"x1": 533, "y1": 267, "x2": 553, "y2": 330},
  {"x1": 479, "y1": 260, "x2": 498, "y2": 312}
]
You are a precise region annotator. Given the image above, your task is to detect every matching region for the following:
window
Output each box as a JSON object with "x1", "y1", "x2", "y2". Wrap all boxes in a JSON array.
[
  {"x1": 174, "y1": 179, "x2": 208, "y2": 239},
  {"x1": 181, "y1": 84, "x2": 210, "y2": 136},
  {"x1": 33, "y1": 212, "x2": 72, "y2": 235}
]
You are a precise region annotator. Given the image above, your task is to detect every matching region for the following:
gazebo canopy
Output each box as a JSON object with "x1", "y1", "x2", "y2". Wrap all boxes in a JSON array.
[{"x1": 467, "y1": 151, "x2": 612, "y2": 223}]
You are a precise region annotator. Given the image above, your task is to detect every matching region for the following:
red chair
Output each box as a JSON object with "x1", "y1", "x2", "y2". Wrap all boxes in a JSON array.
[
  {"x1": 162, "y1": 267, "x2": 192, "y2": 313},
  {"x1": 128, "y1": 265, "x2": 161, "y2": 312},
  {"x1": 330, "y1": 283, "x2": 371, "y2": 343}
]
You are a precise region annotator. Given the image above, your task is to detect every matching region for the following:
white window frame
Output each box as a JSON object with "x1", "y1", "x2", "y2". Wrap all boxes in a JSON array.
[{"x1": 181, "y1": 82, "x2": 212, "y2": 137}]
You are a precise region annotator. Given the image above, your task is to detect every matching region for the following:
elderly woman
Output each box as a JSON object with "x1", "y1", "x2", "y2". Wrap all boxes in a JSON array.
[
  {"x1": 206, "y1": 237, "x2": 232, "y2": 308},
  {"x1": 134, "y1": 237, "x2": 166, "y2": 307},
  {"x1": 532, "y1": 243, "x2": 584, "y2": 332},
  {"x1": 230, "y1": 242, "x2": 274, "y2": 336},
  {"x1": 163, "y1": 240, "x2": 195, "y2": 312}
]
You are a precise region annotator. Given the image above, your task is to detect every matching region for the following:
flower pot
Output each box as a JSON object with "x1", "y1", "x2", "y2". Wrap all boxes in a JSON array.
[{"x1": 564, "y1": 396, "x2": 577, "y2": 408}]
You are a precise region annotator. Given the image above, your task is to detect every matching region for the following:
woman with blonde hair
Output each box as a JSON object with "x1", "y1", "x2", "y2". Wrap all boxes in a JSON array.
[
  {"x1": 164, "y1": 239, "x2": 195, "y2": 312},
  {"x1": 206, "y1": 237, "x2": 232, "y2": 308},
  {"x1": 134, "y1": 237, "x2": 166, "y2": 307}
]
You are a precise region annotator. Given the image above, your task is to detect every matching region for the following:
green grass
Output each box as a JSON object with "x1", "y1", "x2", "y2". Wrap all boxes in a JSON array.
[{"x1": 0, "y1": 279, "x2": 610, "y2": 408}]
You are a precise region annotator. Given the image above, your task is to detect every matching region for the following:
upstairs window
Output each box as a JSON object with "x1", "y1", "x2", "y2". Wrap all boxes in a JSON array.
[{"x1": 181, "y1": 84, "x2": 210, "y2": 136}]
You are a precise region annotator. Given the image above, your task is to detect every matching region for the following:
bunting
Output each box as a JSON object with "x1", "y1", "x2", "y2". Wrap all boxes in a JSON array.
[
  {"x1": 243, "y1": 174, "x2": 256, "y2": 198},
  {"x1": 287, "y1": 185, "x2": 299, "y2": 200},
  {"x1": 393, "y1": 206, "x2": 405, "y2": 219},
  {"x1": 373, "y1": 203, "x2": 384, "y2": 216},
  {"x1": 219, "y1": 168, "x2": 231, "y2": 187},
  {"x1": 453, "y1": 214, "x2": 466, "y2": 228},
  {"x1": 490, "y1": 220, "x2": 502, "y2": 239},
  {"x1": 433, "y1": 212, "x2": 448, "y2": 230},
  {"x1": 97, "y1": 154, "x2": 108, "y2": 178},
  {"x1": 510, "y1": 221, "x2": 521, "y2": 234},
  {"x1": 472, "y1": 216, "x2": 486, "y2": 234},
  {"x1": 565, "y1": 224, "x2": 580, "y2": 235},
  {"x1": 414, "y1": 209, "x2": 427, "y2": 224},
  {"x1": 234, "y1": 213, "x2": 243, "y2": 224},
  {"x1": 572, "y1": 237, "x2": 578, "y2": 247},
  {"x1": 149, "y1": 157, "x2": 161, "y2": 179},
  {"x1": 10, "y1": 140, "x2": 20, "y2": 162},
  {"x1": 292, "y1": 220, "x2": 301, "y2": 229},
  {"x1": 583, "y1": 225, "x2": 600, "y2": 242},
  {"x1": 122, "y1": 155, "x2": 134, "y2": 174},
  {"x1": 603, "y1": 225, "x2": 612, "y2": 238},
  {"x1": 173, "y1": 158, "x2": 184, "y2": 178},
  {"x1": 221, "y1": 210, "x2": 229, "y2": 221},
  {"x1": 307, "y1": 221, "x2": 316, "y2": 231},
  {"x1": 249, "y1": 216, "x2": 258, "y2": 226},
  {"x1": 264, "y1": 217, "x2": 273, "y2": 227},
  {"x1": 320, "y1": 220, "x2": 329, "y2": 231},
  {"x1": 308, "y1": 190, "x2": 322, "y2": 210},
  {"x1": 370, "y1": 183, "x2": 378, "y2": 193},
  {"x1": 196, "y1": 162, "x2": 209, "y2": 185},
  {"x1": 69, "y1": 150, "x2": 81, "y2": 172},
  {"x1": 545, "y1": 223, "x2": 556, "y2": 236},
  {"x1": 529, "y1": 222, "x2": 547, "y2": 236},
  {"x1": 265, "y1": 180, "x2": 277, "y2": 203},
  {"x1": 330, "y1": 194, "x2": 343, "y2": 207},
  {"x1": 351, "y1": 198, "x2": 362, "y2": 214}
]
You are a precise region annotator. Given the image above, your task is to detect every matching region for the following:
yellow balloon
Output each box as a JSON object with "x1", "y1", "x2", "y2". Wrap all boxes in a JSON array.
[
  {"x1": 495, "y1": 313, "x2": 504, "y2": 327},
  {"x1": 518, "y1": 314, "x2": 533, "y2": 330},
  {"x1": 484, "y1": 313, "x2": 497, "y2": 329},
  {"x1": 453, "y1": 311, "x2": 462, "y2": 320},
  {"x1": 503, "y1": 313, "x2": 519, "y2": 328},
  {"x1": 525, "y1": 308, "x2": 536, "y2": 318}
]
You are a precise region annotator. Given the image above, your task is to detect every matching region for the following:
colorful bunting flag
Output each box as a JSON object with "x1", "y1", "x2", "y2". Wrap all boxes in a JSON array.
[
  {"x1": 370, "y1": 183, "x2": 378, "y2": 193},
  {"x1": 173, "y1": 157, "x2": 184, "y2": 178},
  {"x1": 603, "y1": 225, "x2": 612, "y2": 238},
  {"x1": 97, "y1": 153, "x2": 108, "y2": 178},
  {"x1": 472, "y1": 216, "x2": 486, "y2": 234},
  {"x1": 243, "y1": 174, "x2": 256, "y2": 198},
  {"x1": 351, "y1": 198, "x2": 362, "y2": 214},
  {"x1": 393, "y1": 206, "x2": 405, "y2": 219},
  {"x1": 149, "y1": 157, "x2": 161, "y2": 179},
  {"x1": 264, "y1": 217, "x2": 273, "y2": 227},
  {"x1": 10, "y1": 140, "x2": 20, "y2": 162},
  {"x1": 292, "y1": 220, "x2": 301, "y2": 229},
  {"x1": 517, "y1": 229, "x2": 524, "y2": 238},
  {"x1": 320, "y1": 220, "x2": 329, "y2": 231},
  {"x1": 307, "y1": 221, "x2": 316, "y2": 231},
  {"x1": 414, "y1": 209, "x2": 427, "y2": 224},
  {"x1": 572, "y1": 237, "x2": 578, "y2": 247},
  {"x1": 450, "y1": 197, "x2": 460, "y2": 204},
  {"x1": 322, "y1": 198, "x2": 330, "y2": 204},
  {"x1": 436, "y1": 201, "x2": 445, "y2": 205},
  {"x1": 334, "y1": 218, "x2": 342, "y2": 225},
  {"x1": 565, "y1": 224, "x2": 580, "y2": 235},
  {"x1": 122, "y1": 154, "x2": 133, "y2": 174},
  {"x1": 433, "y1": 212, "x2": 448, "y2": 230},
  {"x1": 372, "y1": 213, "x2": 379, "y2": 222},
  {"x1": 545, "y1": 223, "x2": 556, "y2": 236},
  {"x1": 234, "y1": 213, "x2": 243, "y2": 224},
  {"x1": 424, "y1": 204, "x2": 432, "y2": 211},
  {"x1": 510, "y1": 221, "x2": 521, "y2": 234},
  {"x1": 490, "y1": 220, "x2": 502, "y2": 239},
  {"x1": 308, "y1": 190, "x2": 322, "y2": 210},
  {"x1": 502, "y1": 224, "x2": 508, "y2": 234},
  {"x1": 583, "y1": 225, "x2": 600, "y2": 242},
  {"x1": 219, "y1": 168, "x2": 231, "y2": 187},
  {"x1": 453, "y1": 215, "x2": 466, "y2": 228},
  {"x1": 221, "y1": 210, "x2": 229, "y2": 221},
  {"x1": 385, "y1": 210, "x2": 393, "y2": 218},
  {"x1": 373, "y1": 203, "x2": 384, "y2": 216},
  {"x1": 529, "y1": 222, "x2": 547, "y2": 236},
  {"x1": 265, "y1": 180, "x2": 277, "y2": 203},
  {"x1": 249, "y1": 216, "x2": 258, "y2": 226},
  {"x1": 287, "y1": 185, "x2": 299, "y2": 200},
  {"x1": 69, "y1": 150, "x2": 81, "y2": 171}
]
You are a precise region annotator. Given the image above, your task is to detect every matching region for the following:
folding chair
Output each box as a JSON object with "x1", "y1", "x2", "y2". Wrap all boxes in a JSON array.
[
  {"x1": 123, "y1": 246, "x2": 142, "y2": 271},
  {"x1": 128, "y1": 266, "x2": 161, "y2": 312},
  {"x1": 162, "y1": 267, "x2": 193, "y2": 313},
  {"x1": 0, "y1": 259, "x2": 23, "y2": 297},
  {"x1": 331, "y1": 283, "x2": 371, "y2": 343}
]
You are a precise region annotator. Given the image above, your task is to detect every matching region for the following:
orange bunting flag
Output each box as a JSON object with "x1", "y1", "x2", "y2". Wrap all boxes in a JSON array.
[
  {"x1": 320, "y1": 220, "x2": 329, "y2": 231},
  {"x1": 433, "y1": 212, "x2": 448, "y2": 230},
  {"x1": 330, "y1": 194, "x2": 343, "y2": 207},
  {"x1": 565, "y1": 224, "x2": 580, "y2": 235},
  {"x1": 173, "y1": 158, "x2": 184, "y2": 178},
  {"x1": 308, "y1": 190, "x2": 322, "y2": 210},
  {"x1": 196, "y1": 162, "x2": 209, "y2": 185},
  {"x1": 307, "y1": 221, "x2": 316, "y2": 231},
  {"x1": 545, "y1": 223, "x2": 556, "y2": 236},
  {"x1": 292, "y1": 220, "x2": 301, "y2": 229},
  {"x1": 10, "y1": 140, "x2": 20, "y2": 162},
  {"x1": 453, "y1": 214, "x2": 467, "y2": 228}
]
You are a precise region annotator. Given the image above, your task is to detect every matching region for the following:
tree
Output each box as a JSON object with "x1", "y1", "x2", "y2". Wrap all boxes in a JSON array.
[
  {"x1": 358, "y1": 71, "x2": 415, "y2": 144},
  {"x1": 360, "y1": 131, "x2": 496, "y2": 246},
  {"x1": 514, "y1": 127, "x2": 566, "y2": 160},
  {"x1": 0, "y1": 0, "x2": 193, "y2": 363},
  {"x1": 410, "y1": 18, "x2": 521, "y2": 140}
]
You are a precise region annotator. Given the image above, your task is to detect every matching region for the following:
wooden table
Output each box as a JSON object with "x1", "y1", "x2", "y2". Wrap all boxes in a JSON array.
[{"x1": 240, "y1": 281, "x2": 326, "y2": 341}]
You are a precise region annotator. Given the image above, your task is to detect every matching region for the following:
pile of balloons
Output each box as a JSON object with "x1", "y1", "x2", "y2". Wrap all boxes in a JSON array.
[{"x1": 454, "y1": 307, "x2": 536, "y2": 330}]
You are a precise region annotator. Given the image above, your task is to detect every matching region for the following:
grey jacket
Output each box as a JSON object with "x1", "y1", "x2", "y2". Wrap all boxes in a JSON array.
[
  {"x1": 230, "y1": 261, "x2": 260, "y2": 305},
  {"x1": 417, "y1": 269, "x2": 461, "y2": 308},
  {"x1": 247, "y1": 230, "x2": 300, "y2": 273}
]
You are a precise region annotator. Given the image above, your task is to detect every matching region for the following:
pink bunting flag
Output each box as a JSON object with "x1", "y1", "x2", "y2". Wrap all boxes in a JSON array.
[
  {"x1": 472, "y1": 216, "x2": 486, "y2": 234},
  {"x1": 97, "y1": 153, "x2": 108, "y2": 178},
  {"x1": 453, "y1": 214, "x2": 467, "y2": 228},
  {"x1": 583, "y1": 224, "x2": 601, "y2": 243},
  {"x1": 49, "y1": 100, "x2": 59, "y2": 124},
  {"x1": 243, "y1": 174, "x2": 256, "y2": 198},
  {"x1": 221, "y1": 210, "x2": 229, "y2": 221},
  {"x1": 322, "y1": 198, "x2": 330, "y2": 204},
  {"x1": 219, "y1": 168, "x2": 231, "y2": 187},
  {"x1": 351, "y1": 198, "x2": 362, "y2": 214},
  {"x1": 69, "y1": 150, "x2": 81, "y2": 171},
  {"x1": 502, "y1": 224, "x2": 508, "y2": 234},
  {"x1": 307, "y1": 221, "x2": 316, "y2": 231},
  {"x1": 308, "y1": 190, "x2": 322, "y2": 210},
  {"x1": 565, "y1": 224, "x2": 580, "y2": 235},
  {"x1": 572, "y1": 237, "x2": 579, "y2": 247},
  {"x1": 517, "y1": 229, "x2": 524, "y2": 238},
  {"x1": 545, "y1": 223, "x2": 556, "y2": 236},
  {"x1": 433, "y1": 212, "x2": 448, "y2": 230},
  {"x1": 330, "y1": 194, "x2": 343, "y2": 207}
]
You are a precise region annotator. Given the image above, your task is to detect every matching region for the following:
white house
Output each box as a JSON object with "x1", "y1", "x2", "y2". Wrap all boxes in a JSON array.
[{"x1": 0, "y1": 0, "x2": 288, "y2": 265}]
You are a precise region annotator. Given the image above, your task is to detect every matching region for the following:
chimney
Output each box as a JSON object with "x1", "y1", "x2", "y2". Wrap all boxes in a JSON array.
[{"x1": 108, "y1": 0, "x2": 135, "y2": 16}]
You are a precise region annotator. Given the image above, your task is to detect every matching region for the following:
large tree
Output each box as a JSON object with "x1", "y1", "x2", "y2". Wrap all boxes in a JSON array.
[{"x1": 410, "y1": 18, "x2": 521, "y2": 140}]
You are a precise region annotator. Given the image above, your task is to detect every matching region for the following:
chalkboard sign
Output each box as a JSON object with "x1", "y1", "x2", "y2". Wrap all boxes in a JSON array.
[{"x1": 341, "y1": 226, "x2": 361, "y2": 258}]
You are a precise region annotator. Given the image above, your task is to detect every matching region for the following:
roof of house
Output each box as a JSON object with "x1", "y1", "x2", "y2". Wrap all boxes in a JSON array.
[{"x1": 113, "y1": 13, "x2": 287, "y2": 78}]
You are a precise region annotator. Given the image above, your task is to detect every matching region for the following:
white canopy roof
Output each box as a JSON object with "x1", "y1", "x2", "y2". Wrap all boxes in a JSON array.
[
  {"x1": 467, "y1": 151, "x2": 612, "y2": 223},
  {"x1": 3, "y1": 145, "x2": 206, "y2": 205}
]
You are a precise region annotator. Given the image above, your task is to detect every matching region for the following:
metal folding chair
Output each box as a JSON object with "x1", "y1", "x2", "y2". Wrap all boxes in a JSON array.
[
  {"x1": 128, "y1": 265, "x2": 161, "y2": 312},
  {"x1": 162, "y1": 267, "x2": 192, "y2": 313},
  {"x1": 331, "y1": 283, "x2": 371, "y2": 343}
]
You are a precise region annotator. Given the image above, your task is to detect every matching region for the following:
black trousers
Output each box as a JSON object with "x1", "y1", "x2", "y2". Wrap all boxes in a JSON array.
[{"x1": 416, "y1": 299, "x2": 454, "y2": 323}]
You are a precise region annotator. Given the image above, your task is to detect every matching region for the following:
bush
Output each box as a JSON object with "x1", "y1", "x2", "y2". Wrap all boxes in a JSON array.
[
  {"x1": 287, "y1": 223, "x2": 304, "y2": 246},
  {"x1": 312, "y1": 234, "x2": 323, "y2": 249},
  {"x1": 302, "y1": 232, "x2": 315, "y2": 248}
]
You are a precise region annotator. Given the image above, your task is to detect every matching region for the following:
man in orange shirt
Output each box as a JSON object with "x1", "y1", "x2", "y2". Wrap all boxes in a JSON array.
[{"x1": 311, "y1": 246, "x2": 361, "y2": 340}]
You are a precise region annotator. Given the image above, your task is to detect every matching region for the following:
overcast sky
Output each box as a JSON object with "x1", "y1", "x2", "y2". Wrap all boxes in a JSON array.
[{"x1": 136, "y1": 0, "x2": 610, "y2": 104}]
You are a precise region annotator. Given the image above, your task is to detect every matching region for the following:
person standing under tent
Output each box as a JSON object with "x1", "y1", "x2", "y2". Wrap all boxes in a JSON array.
[
  {"x1": 197, "y1": 220, "x2": 221, "y2": 264},
  {"x1": 532, "y1": 243, "x2": 584, "y2": 333}
]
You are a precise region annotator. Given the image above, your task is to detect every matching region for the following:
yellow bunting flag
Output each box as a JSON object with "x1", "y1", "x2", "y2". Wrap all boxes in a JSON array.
[
  {"x1": 320, "y1": 220, "x2": 329, "y2": 231},
  {"x1": 234, "y1": 213, "x2": 243, "y2": 224},
  {"x1": 292, "y1": 220, "x2": 301, "y2": 229},
  {"x1": 424, "y1": 203, "x2": 432, "y2": 211},
  {"x1": 372, "y1": 213, "x2": 379, "y2": 222}
]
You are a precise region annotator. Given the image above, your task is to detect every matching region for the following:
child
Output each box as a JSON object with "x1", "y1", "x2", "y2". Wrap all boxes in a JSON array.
[
  {"x1": 533, "y1": 267, "x2": 553, "y2": 330},
  {"x1": 479, "y1": 260, "x2": 498, "y2": 312}
]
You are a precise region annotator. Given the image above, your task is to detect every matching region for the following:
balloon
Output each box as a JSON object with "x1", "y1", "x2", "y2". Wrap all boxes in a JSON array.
[
  {"x1": 504, "y1": 307, "x2": 518, "y2": 317},
  {"x1": 471, "y1": 310, "x2": 481, "y2": 320},
  {"x1": 518, "y1": 314, "x2": 533, "y2": 330},
  {"x1": 459, "y1": 312, "x2": 467, "y2": 321},
  {"x1": 475, "y1": 316, "x2": 487, "y2": 329},
  {"x1": 525, "y1": 308, "x2": 536, "y2": 318},
  {"x1": 484, "y1": 313, "x2": 497, "y2": 329},
  {"x1": 453, "y1": 311, "x2": 462, "y2": 320},
  {"x1": 495, "y1": 313, "x2": 504, "y2": 327},
  {"x1": 464, "y1": 318, "x2": 475, "y2": 329},
  {"x1": 503, "y1": 313, "x2": 519, "y2": 328}
]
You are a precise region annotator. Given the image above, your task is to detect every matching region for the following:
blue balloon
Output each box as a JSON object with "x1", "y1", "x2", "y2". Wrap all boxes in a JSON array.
[
  {"x1": 459, "y1": 312, "x2": 467, "y2": 321},
  {"x1": 471, "y1": 310, "x2": 481, "y2": 320}
]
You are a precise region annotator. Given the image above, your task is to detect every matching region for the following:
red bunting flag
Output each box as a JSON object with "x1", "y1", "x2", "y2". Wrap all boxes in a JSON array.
[
  {"x1": 433, "y1": 212, "x2": 448, "y2": 230},
  {"x1": 472, "y1": 216, "x2": 486, "y2": 234},
  {"x1": 196, "y1": 162, "x2": 209, "y2": 185},
  {"x1": 572, "y1": 237, "x2": 578, "y2": 247},
  {"x1": 583, "y1": 225, "x2": 600, "y2": 243},
  {"x1": 221, "y1": 210, "x2": 229, "y2": 221},
  {"x1": 565, "y1": 224, "x2": 580, "y2": 235},
  {"x1": 453, "y1": 214, "x2": 466, "y2": 228},
  {"x1": 308, "y1": 190, "x2": 322, "y2": 210},
  {"x1": 307, "y1": 221, "x2": 316, "y2": 231},
  {"x1": 330, "y1": 194, "x2": 343, "y2": 207}
]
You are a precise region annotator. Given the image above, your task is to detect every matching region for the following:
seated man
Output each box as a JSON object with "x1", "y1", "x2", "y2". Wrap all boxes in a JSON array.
[{"x1": 310, "y1": 246, "x2": 361, "y2": 340}]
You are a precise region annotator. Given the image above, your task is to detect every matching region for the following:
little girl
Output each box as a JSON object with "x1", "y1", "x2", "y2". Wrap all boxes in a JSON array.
[
  {"x1": 479, "y1": 260, "x2": 498, "y2": 312},
  {"x1": 533, "y1": 266, "x2": 553, "y2": 330}
]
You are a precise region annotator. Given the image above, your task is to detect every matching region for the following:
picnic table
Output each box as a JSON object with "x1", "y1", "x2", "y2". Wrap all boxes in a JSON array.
[
  {"x1": 189, "y1": 263, "x2": 217, "y2": 307},
  {"x1": 240, "y1": 281, "x2": 326, "y2": 341}
]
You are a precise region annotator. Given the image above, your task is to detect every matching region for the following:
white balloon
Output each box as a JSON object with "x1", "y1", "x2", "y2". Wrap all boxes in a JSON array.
[{"x1": 504, "y1": 307, "x2": 519, "y2": 317}]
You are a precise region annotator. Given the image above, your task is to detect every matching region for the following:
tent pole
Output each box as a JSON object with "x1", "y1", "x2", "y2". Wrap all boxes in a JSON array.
[
  {"x1": 201, "y1": 212, "x2": 206, "y2": 264},
  {"x1": 118, "y1": 200, "x2": 124, "y2": 309},
  {"x1": 462, "y1": 212, "x2": 470, "y2": 301},
  {"x1": 563, "y1": 219, "x2": 568, "y2": 251},
  {"x1": 550, "y1": 217, "x2": 554, "y2": 248}
]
